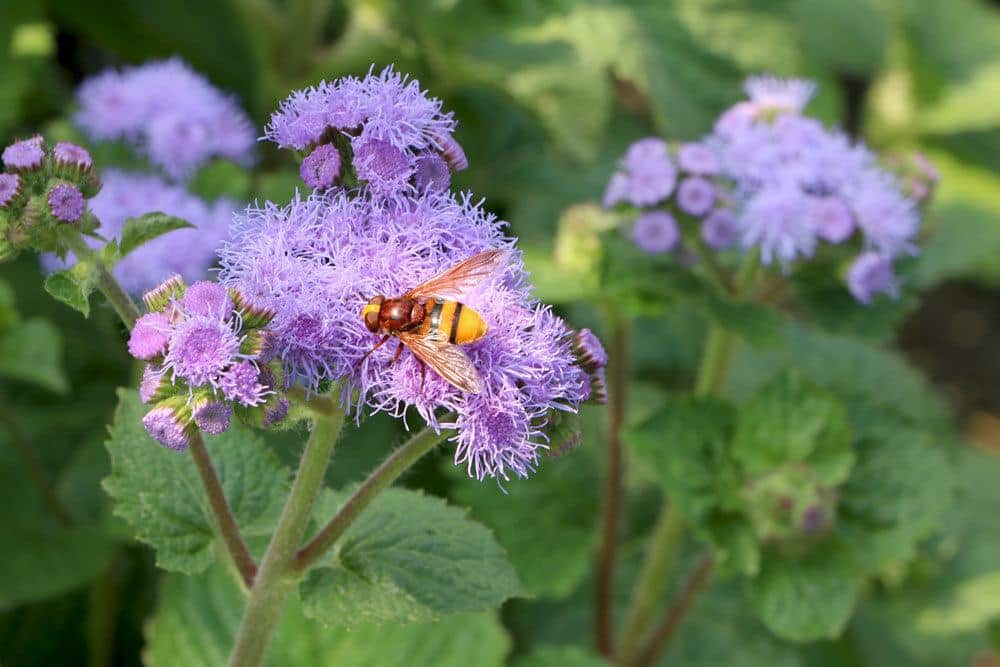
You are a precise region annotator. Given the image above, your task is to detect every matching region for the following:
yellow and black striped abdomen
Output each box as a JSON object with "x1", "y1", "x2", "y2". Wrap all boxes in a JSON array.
[{"x1": 419, "y1": 298, "x2": 488, "y2": 344}]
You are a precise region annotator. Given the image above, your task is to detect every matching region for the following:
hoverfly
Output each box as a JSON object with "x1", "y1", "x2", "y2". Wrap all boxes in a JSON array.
[{"x1": 360, "y1": 249, "x2": 505, "y2": 394}]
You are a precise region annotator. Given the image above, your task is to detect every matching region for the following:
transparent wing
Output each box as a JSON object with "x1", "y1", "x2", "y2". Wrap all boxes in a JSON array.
[
  {"x1": 406, "y1": 249, "x2": 506, "y2": 301},
  {"x1": 400, "y1": 329, "x2": 483, "y2": 394}
]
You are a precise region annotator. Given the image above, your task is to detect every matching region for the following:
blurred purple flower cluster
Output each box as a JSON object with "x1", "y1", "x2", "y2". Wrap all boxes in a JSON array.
[
  {"x1": 603, "y1": 75, "x2": 935, "y2": 305},
  {"x1": 75, "y1": 58, "x2": 255, "y2": 180},
  {"x1": 265, "y1": 65, "x2": 467, "y2": 199}
]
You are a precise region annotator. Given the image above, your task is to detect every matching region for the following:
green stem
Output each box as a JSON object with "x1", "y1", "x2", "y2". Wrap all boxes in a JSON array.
[
  {"x1": 616, "y1": 503, "x2": 685, "y2": 662},
  {"x1": 595, "y1": 312, "x2": 630, "y2": 657},
  {"x1": 227, "y1": 406, "x2": 346, "y2": 667},
  {"x1": 60, "y1": 228, "x2": 141, "y2": 328},
  {"x1": 293, "y1": 421, "x2": 451, "y2": 573}
]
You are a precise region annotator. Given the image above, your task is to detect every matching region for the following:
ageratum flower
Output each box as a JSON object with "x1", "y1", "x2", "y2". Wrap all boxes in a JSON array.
[
  {"x1": 74, "y1": 58, "x2": 255, "y2": 180},
  {"x1": 2, "y1": 136, "x2": 45, "y2": 171},
  {"x1": 264, "y1": 65, "x2": 466, "y2": 199},
  {"x1": 127, "y1": 278, "x2": 286, "y2": 449},
  {"x1": 218, "y1": 189, "x2": 593, "y2": 480},
  {"x1": 41, "y1": 170, "x2": 235, "y2": 294}
]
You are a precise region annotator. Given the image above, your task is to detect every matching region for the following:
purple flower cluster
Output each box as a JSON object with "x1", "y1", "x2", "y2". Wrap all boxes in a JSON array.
[
  {"x1": 128, "y1": 276, "x2": 286, "y2": 449},
  {"x1": 218, "y1": 188, "x2": 593, "y2": 480},
  {"x1": 41, "y1": 170, "x2": 235, "y2": 294},
  {"x1": 265, "y1": 66, "x2": 467, "y2": 199},
  {"x1": 74, "y1": 58, "x2": 255, "y2": 180},
  {"x1": 603, "y1": 75, "x2": 932, "y2": 304}
]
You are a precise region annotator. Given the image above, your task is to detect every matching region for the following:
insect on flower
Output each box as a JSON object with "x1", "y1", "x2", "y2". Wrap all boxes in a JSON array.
[{"x1": 360, "y1": 249, "x2": 504, "y2": 394}]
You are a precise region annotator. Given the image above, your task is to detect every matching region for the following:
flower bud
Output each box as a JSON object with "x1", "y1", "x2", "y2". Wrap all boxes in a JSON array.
[
  {"x1": 139, "y1": 364, "x2": 173, "y2": 403},
  {"x1": 2, "y1": 136, "x2": 45, "y2": 173},
  {"x1": 142, "y1": 398, "x2": 195, "y2": 451},
  {"x1": 587, "y1": 367, "x2": 608, "y2": 405},
  {"x1": 0, "y1": 174, "x2": 24, "y2": 210},
  {"x1": 50, "y1": 141, "x2": 94, "y2": 180},
  {"x1": 544, "y1": 409, "x2": 582, "y2": 459},
  {"x1": 572, "y1": 328, "x2": 607, "y2": 372},
  {"x1": 192, "y1": 397, "x2": 233, "y2": 435},
  {"x1": 46, "y1": 183, "x2": 86, "y2": 223},
  {"x1": 230, "y1": 288, "x2": 275, "y2": 329},
  {"x1": 143, "y1": 274, "x2": 186, "y2": 312},
  {"x1": 300, "y1": 143, "x2": 342, "y2": 189},
  {"x1": 128, "y1": 312, "x2": 172, "y2": 360}
]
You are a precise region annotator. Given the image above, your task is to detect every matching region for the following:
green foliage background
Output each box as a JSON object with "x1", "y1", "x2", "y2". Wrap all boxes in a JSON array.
[{"x1": 1, "y1": 0, "x2": 1000, "y2": 665}]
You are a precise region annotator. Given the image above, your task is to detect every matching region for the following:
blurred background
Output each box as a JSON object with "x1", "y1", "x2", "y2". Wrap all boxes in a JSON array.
[{"x1": 1, "y1": 0, "x2": 999, "y2": 665}]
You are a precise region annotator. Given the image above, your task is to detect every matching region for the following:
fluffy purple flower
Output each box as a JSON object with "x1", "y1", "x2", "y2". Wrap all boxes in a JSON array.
[
  {"x1": 622, "y1": 138, "x2": 676, "y2": 207},
  {"x1": 744, "y1": 76, "x2": 816, "y2": 115},
  {"x1": 193, "y1": 400, "x2": 232, "y2": 435},
  {"x1": 677, "y1": 177, "x2": 715, "y2": 216},
  {"x1": 847, "y1": 252, "x2": 899, "y2": 305},
  {"x1": 602, "y1": 172, "x2": 629, "y2": 209},
  {"x1": 0, "y1": 174, "x2": 21, "y2": 207},
  {"x1": 128, "y1": 312, "x2": 172, "y2": 360},
  {"x1": 164, "y1": 315, "x2": 242, "y2": 386},
  {"x1": 812, "y1": 196, "x2": 855, "y2": 243},
  {"x1": 741, "y1": 185, "x2": 816, "y2": 266},
  {"x1": 2, "y1": 137, "x2": 44, "y2": 171},
  {"x1": 41, "y1": 170, "x2": 235, "y2": 294},
  {"x1": 182, "y1": 281, "x2": 233, "y2": 319},
  {"x1": 677, "y1": 142, "x2": 720, "y2": 175},
  {"x1": 265, "y1": 66, "x2": 464, "y2": 198},
  {"x1": 701, "y1": 208, "x2": 739, "y2": 249},
  {"x1": 47, "y1": 184, "x2": 85, "y2": 222},
  {"x1": 140, "y1": 364, "x2": 166, "y2": 403},
  {"x1": 413, "y1": 154, "x2": 451, "y2": 193},
  {"x1": 300, "y1": 143, "x2": 342, "y2": 189},
  {"x1": 631, "y1": 211, "x2": 680, "y2": 254},
  {"x1": 142, "y1": 406, "x2": 191, "y2": 451},
  {"x1": 851, "y1": 170, "x2": 918, "y2": 257},
  {"x1": 218, "y1": 189, "x2": 591, "y2": 480},
  {"x1": 52, "y1": 142, "x2": 93, "y2": 170},
  {"x1": 74, "y1": 58, "x2": 255, "y2": 179},
  {"x1": 219, "y1": 361, "x2": 269, "y2": 406}
]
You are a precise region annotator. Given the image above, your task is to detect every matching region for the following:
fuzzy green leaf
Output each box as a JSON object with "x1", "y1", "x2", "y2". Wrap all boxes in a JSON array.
[
  {"x1": 117, "y1": 212, "x2": 193, "y2": 258},
  {"x1": 103, "y1": 389, "x2": 289, "y2": 573},
  {"x1": 299, "y1": 487, "x2": 520, "y2": 625},
  {"x1": 512, "y1": 645, "x2": 610, "y2": 667},
  {"x1": 747, "y1": 542, "x2": 860, "y2": 642},
  {"x1": 43, "y1": 269, "x2": 91, "y2": 317},
  {"x1": 145, "y1": 565, "x2": 511, "y2": 667},
  {"x1": 0, "y1": 318, "x2": 68, "y2": 393}
]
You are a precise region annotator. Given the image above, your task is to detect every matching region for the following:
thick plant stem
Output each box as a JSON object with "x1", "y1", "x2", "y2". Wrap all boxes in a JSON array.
[
  {"x1": 227, "y1": 408, "x2": 345, "y2": 667},
  {"x1": 293, "y1": 422, "x2": 450, "y2": 572},
  {"x1": 59, "y1": 227, "x2": 259, "y2": 590},
  {"x1": 59, "y1": 228, "x2": 141, "y2": 328},
  {"x1": 189, "y1": 433, "x2": 258, "y2": 589},
  {"x1": 616, "y1": 503, "x2": 684, "y2": 660},
  {"x1": 627, "y1": 554, "x2": 714, "y2": 667},
  {"x1": 595, "y1": 313, "x2": 630, "y2": 657}
]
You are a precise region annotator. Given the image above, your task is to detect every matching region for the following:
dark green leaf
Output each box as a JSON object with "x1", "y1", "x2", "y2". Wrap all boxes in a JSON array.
[
  {"x1": 512, "y1": 645, "x2": 610, "y2": 667},
  {"x1": 43, "y1": 270, "x2": 91, "y2": 317},
  {"x1": 103, "y1": 389, "x2": 289, "y2": 573},
  {"x1": 299, "y1": 487, "x2": 520, "y2": 625},
  {"x1": 0, "y1": 318, "x2": 68, "y2": 393},
  {"x1": 117, "y1": 212, "x2": 193, "y2": 258},
  {"x1": 795, "y1": 0, "x2": 888, "y2": 76}
]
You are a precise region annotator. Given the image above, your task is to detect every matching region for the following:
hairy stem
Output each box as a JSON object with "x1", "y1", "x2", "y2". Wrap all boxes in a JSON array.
[
  {"x1": 293, "y1": 422, "x2": 451, "y2": 572},
  {"x1": 595, "y1": 312, "x2": 630, "y2": 657},
  {"x1": 58, "y1": 226, "x2": 258, "y2": 589},
  {"x1": 60, "y1": 228, "x2": 141, "y2": 328},
  {"x1": 190, "y1": 433, "x2": 258, "y2": 589},
  {"x1": 227, "y1": 407, "x2": 346, "y2": 667},
  {"x1": 616, "y1": 503, "x2": 684, "y2": 659}
]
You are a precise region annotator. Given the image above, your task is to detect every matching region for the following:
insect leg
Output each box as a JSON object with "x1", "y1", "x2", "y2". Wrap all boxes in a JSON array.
[
  {"x1": 389, "y1": 340, "x2": 405, "y2": 366},
  {"x1": 360, "y1": 335, "x2": 391, "y2": 365}
]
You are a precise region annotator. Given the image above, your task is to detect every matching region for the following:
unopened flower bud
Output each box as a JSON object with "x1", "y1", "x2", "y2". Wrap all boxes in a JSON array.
[
  {"x1": 2, "y1": 136, "x2": 45, "y2": 172},
  {"x1": 139, "y1": 364, "x2": 172, "y2": 403},
  {"x1": 142, "y1": 399, "x2": 194, "y2": 451},
  {"x1": 0, "y1": 174, "x2": 23, "y2": 210},
  {"x1": 143, "y1": 274, "x2": 186, "y2": 312},
  {"x1": 573, "y1": 328, "x2": 607, "y2": 372},
  {"x1": 193, "y1": 398, "x2": 233, "y2": 435},
  {"x1": 47, "y1": 183, "x2": 86, "y2": 223},
  {"x1": 128, "y1": 312, "x2": 172, "y2": 360},
  {"x1": 432, "y1": 131, "x2": 468, "y2": 171},
  {"x1": 588, "y1": 367, "x2": 608, "y2": 405},
  {"x1": 51, "y1": 141, "x2": 93, "y2": 173},
  {"x1": 181, "y1": 281, "x2": 232, "y2": 319},
  {"x1": 300, "y1": 143, "x2": 342, "y2": 189},
  {"x1": 230, "y1": 288, "x2": 275, "y2": 329}
]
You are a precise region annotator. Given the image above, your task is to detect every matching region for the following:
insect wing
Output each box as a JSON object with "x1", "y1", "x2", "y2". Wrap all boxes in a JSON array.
[
  {"x1": 400, "y1": 329, "x2": 483, "y2": 394},
  {"x1": 406, "y1": 249, "x2": 506, "y2": 301}
]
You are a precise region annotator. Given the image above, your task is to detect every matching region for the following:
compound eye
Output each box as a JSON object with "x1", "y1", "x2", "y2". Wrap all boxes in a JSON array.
[
  {"x1": 362, "y1": 295, "x2": 384, "y2": 333},
  {"x1": 364, "y1": 309, "x2": 379, "y2": 332}
]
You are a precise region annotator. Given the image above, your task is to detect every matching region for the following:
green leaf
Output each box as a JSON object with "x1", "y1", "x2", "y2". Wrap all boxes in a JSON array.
[
  {"x1": 0, "y1": 318, "x2": 68, "y2": 393},
  {"x1": 43, "y1": 269, "x2": 91, "y2": 317},
  {"x1": 512, "y1": 645, "x2": 610, "y2": 667},
  {"x1": 117, "y1": 212, "x2": 193, "y2": 258},
  {"x1": 795, "y1": 0, "x2": 888, "y2": 76},
  {"x1": 747, "y1": 542, "x2": 860, "y2": 641},
  {"x1": 103, "y1": 389, "x2": 289, "y2": 573},
  {"x1": 449, "y1": 451, "x2": 600, "y2": 599},
  {"x1": 145, "y1": 565, "x2": 511, "y2": 667},
  {"x1": 732, "y1": 371, "x2": 853, "y2": 484},
  {"x1": 697, "y1": 293, "x2": 784, "y2": 347},
  {"x1": 624, "y1": 395, "x2": 738, "y2": 521},
  {"x1": 299, "y1": 487, "x2": 520, "y2": 626}
]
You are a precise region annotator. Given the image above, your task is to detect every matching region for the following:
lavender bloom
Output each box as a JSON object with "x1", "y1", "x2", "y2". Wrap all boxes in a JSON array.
[
  {"x1": 142, "y1": 405, "x2": 191, "y2": 451},
  {"x1": 2, "y1": 137, "x2": 45, "y2": 171},
  {"x1": 413, "y1": 154, "x2": 451, "y2": 193},
  {"x1": 701, "y1": 208, "x2": 739, "y2": 249},
  {"x1": 847, "y1": 252, "x2": 899, "y2": 305},
  {"x1": 602, "y1": 172, "x2": 629, "y2": 209},
  {"x1": 677, "y1": 177, "x2": 715, "y2": 217},
  {"x1": 52, "y1": 142, "x2": 93, "y2": 170},
  {"x1": 300, "y1": 143, "x2": 342, "y2": 189},
  {"x1": 631, "y1": 211, "x2": 680, "y2": 254},
  {"x1": 41, "y1": 170, "x2": 235, "y2": 295},
  {"x1": 621, "y1": 138, "x2": 676, "y2": 207},
  {"x1": 47, "y1": 184, "x2": 85, "y2": 222},
  {"x1": 74, "y1": 58, "x2": 254, "y2": 179},
  {"x1": 193, "y1": 400, "x2": 232, "y2": 435},
  {"x1": 182, "y1": 281, "x2": 233, "y2": 319},
  {"x1": 164, "y1": 315, "x2": 242, "y2": 387},
  {"x1": 677, "y1": 142, "x2": 720, "y2": 175},
  {"x1": 811, "y1": 196, "x2": 855, "y2": 243},
  {"x1": 744, "y1": 76, "x2": 816, "y2": 116},
  {"x1": 139, "y1": 364, "x2": 166, "y2": 403},
  {"x1": 218, "y1": 189, "x2": 591, "y2": 480},
  {"x1": 741, "y1": 185, "x2": 816, "y2": 266},
  {"x1": 219, "y1": 361, "x2": 269, "y2": 406},
  {"x1": 265, "y1": 65, "x2": 465, "y2": 198},
  {"x1": 0, "y1": 174, "x2": 22, "y2": 207},
  {"x1": 128, "y1": 312, "x2": 172, "y2": 360}
]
